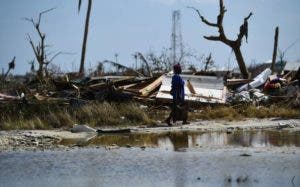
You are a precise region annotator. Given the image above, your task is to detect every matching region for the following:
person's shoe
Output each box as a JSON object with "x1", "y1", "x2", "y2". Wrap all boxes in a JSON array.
[
  {"x1": 182, "y1": 121, "x2": 190, "y2": 125},
  {"x1": 165, "y1": 119, "x2": 172, "y2": 126}
]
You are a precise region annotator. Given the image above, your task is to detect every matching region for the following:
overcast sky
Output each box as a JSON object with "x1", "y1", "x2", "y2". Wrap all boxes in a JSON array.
[{"x1": 0, "y1": 0, "x2": 299, "y2": 74}]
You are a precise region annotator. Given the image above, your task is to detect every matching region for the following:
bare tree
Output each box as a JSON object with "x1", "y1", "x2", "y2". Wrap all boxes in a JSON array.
[
  {"x1": 78, "y1": 0, "x2": 93, "y2": 75},
  {"x1": 203, "y1": 53, "x2": 214, "y2": 72},
  {"x1": 137, "y1": 53, "x2": 153, "y2": 77},
  {"x1": 176, "y1": 45, "x2": 195, "y2": 67},
  {"x1": 28, "y1": 59, "x2": 35, "y2": 73},
  {"x1": 132, "y1": 52, "x2": 138, "y2": 70},
  {"x1": 96, "y1": 62, "x2": 104, "y2": 75},
  {"x1": 159, "y1": 48, "x2": 173, "y2": 71},
  {"x1": 24, "y1": 8, "x2": 63, "y2": 80},
  {"x1": 277, "y1": 39, "x2": 299, "y2": 71},
  {"x1": 101, "y1": 60, "x2": 144, "y2": 77},
  {"x1": 188, "y1": 0, "x2": 253, "y2": 78},
  {"x1": 3, "y1": 57, "x2": 16, "y2": 81},
  {"x1": 149, "y1": 48, "x2": 174, "y2": 72},
  {"x1": 136, "y1": 46, "x2": 196, "y2": 75},
  {"x1": 47, "y1": 63, "x2": 64, "y2": 76},
  {"x1": 187, "y1": 64, "x2": 197, "y2": 73}
]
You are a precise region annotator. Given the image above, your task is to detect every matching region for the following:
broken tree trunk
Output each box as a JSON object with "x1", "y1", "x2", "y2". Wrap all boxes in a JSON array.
[
  {"x1": 204, "y1": 53, "x2": 214, "y2": 72},
  {"x1": 233, "y1": 47, "x2": 249, "y2": 78},
  {"x1": 25, "y1": 8, "x2": 62, "y2": 80},
  {"x1": 271, "y1": 27, "x2": 279, "y2": 74},
  {"x1": 137, "y1": 53, "x2": 153, "y2": 77},
  {"x1": 3, "y1": 57, "x2": 16, "y2": 81},
  {"x1": 188, "y1": 0, "x2": 252, "y2": 79}
]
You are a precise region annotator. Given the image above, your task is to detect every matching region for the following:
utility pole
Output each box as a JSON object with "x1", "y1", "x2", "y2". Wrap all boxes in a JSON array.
[{"x1": 170, "y1": 10, "x2": 183, "y2": 66}]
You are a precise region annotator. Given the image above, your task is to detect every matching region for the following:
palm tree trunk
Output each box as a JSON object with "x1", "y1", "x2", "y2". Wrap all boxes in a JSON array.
[{"x1": 79, "y1": 0, "x2": 92, "y2": 75}]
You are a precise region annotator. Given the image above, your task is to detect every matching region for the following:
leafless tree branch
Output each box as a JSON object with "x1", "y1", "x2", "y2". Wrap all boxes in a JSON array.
[
  {"x1": 237, "y1": 12, "x2": 253, "y2": 43},
  {"x1": 204, "y1": 35, "x2": 221, "y2": 41},
  {"x1": 37, "y1": 7, "x2": 56, "y2": 26},
  {"x1": 23, "y1": 8, "x2": 57, "y2": 79},
  {"x1": 102, "y1": 60, "x2": 144, "y2": 77},
  {"x1": 188, "y1": 0, "x2": 252, "y2": 78},
  {"x1": 137, "y1": 52, "x2": 153, "y2": 77},
  {"x1": 187, "y1": 6, "x2": 218, "y2": 27},
  {"x1": 48, "y1": 52, "x2": 75, "y2": 63}
]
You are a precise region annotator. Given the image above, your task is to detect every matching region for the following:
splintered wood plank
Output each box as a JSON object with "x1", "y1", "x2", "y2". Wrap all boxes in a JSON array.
[
  {"x1": 226, "y1": 79, "x2": 251, "y2": 86},
  {"x1": 187, "y1": 80, "x2": 196, "y2": 94},
  {"x1": 139, "y1": 75, "x2": 165, "y2": 97}
]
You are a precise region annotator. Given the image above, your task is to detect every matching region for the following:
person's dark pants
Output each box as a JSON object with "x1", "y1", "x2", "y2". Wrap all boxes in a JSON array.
[{"x1": 166, "y1": 100, "x2": 188, "y2": 125}]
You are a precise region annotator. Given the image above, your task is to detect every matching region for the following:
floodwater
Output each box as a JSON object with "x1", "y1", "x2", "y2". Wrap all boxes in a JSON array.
[
  {"x1": 61, "y1": 130, "x2": 300, "y2": 150},
  {"x1": 1, "y1": 130, "x2": 300, "y2": 187}
]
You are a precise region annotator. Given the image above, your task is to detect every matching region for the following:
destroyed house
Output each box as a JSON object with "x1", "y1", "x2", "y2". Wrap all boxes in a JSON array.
[
  {"x1": 283, "y1": 61, "x2": 300, "y2": 73},
  {"x1": 156, "y1": 74, "x2": 227, "y2": 104}
]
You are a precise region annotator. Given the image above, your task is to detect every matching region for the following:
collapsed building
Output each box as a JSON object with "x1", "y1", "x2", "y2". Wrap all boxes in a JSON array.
[{"x1": 0, "y1": 61, "x2": 299, "y2": 107}]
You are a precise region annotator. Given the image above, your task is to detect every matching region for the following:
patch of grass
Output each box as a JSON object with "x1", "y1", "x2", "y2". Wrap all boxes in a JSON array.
[
  {"x1": 1, "y1": 100, "x2": 298, "y2": 130},
  {"x1": 149, "y1": 104, "x2": 300, "y2": 122},
  {"x1": 119, "y1": 103, "x2": 151, "y2": 123},
  {"x1": 1, "y1": 117, "x2": 50, "y2": 130},
  {"x1": 188, "y1": 105, "x2": 300, "y2": 121},
  {"x1": 0, "y1": 101, "x2": 153, "y2": 130},
  {"x1": 241, "y1": 105, "x2": 300, "y2": 119},
  {"x1": 187, "y1": 106, "x2": 240, "y2": 121}
]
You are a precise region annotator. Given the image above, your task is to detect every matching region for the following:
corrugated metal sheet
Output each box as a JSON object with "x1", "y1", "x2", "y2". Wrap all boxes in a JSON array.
[{"x1": 156, "y1": 74, "x2": 227, "y2": 104}]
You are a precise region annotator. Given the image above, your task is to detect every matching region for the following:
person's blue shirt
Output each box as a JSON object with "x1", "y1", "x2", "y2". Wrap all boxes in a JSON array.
[{"x1": 171, "y1": 74, "x2": 185, "y2": 102}]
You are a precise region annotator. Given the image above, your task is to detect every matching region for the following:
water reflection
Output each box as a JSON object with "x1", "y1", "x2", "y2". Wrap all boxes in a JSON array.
[{"x1": 60, "y1": 130, "x2": 300, "y2": 151}]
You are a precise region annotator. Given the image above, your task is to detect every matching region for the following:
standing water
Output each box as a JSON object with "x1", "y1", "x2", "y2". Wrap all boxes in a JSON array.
[{"x1": 1, "y1": 130, "x2": 299, "y2": 187}]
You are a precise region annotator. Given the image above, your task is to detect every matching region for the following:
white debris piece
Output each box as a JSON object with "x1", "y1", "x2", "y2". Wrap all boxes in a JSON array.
[
  {"x1": 237, "y1": 68, "x2": 272, "y2": 92},
  {"x1": 71, "y1": 124, "x2": 96, "y2": 133}
]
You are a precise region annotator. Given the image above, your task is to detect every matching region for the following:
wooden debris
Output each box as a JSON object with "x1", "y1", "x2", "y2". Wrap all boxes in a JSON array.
[
  {"x1": 0, "y1": 93, "x2": 19, "y2": 101},
  {"x1": 226, "y1": 79, "x2": 251, "y2": 86},
  {"x1": 139, "y1": 75, "x2": 164, "y2": 97},
  {"x1": 187, "y1": 80, "x2": 196, "y2": 94},
  {"x1": 97, "y1": 129, "x2": 131, "y2": 134}
]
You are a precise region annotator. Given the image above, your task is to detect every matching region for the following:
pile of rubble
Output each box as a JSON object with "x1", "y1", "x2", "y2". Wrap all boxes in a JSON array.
[
  {"x1": 227, "y1": 67, "x2": 300, "y2": 105},
  {"x1": 0, "y1": 65, "x2": 299, "y2": 107},
  {"x1": 0, "y1": 73, "x2": 228, "y2": 105}
]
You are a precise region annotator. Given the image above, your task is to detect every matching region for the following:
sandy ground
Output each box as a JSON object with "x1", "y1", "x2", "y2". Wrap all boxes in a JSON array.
[
  {"x1": 139, "y1": 118, "x2": 300, "y2": 133},
  {"x1": 0, "y1": 118, "x2": 299, "y2": 152},
  {"x1": 0, "y1": 130, "x2": 96, "y2": 152}
]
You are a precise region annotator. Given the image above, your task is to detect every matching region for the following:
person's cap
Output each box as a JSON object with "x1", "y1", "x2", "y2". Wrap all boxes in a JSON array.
[{"x1": 173, "y1": 63, "x2": 181, "y2": 71}]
